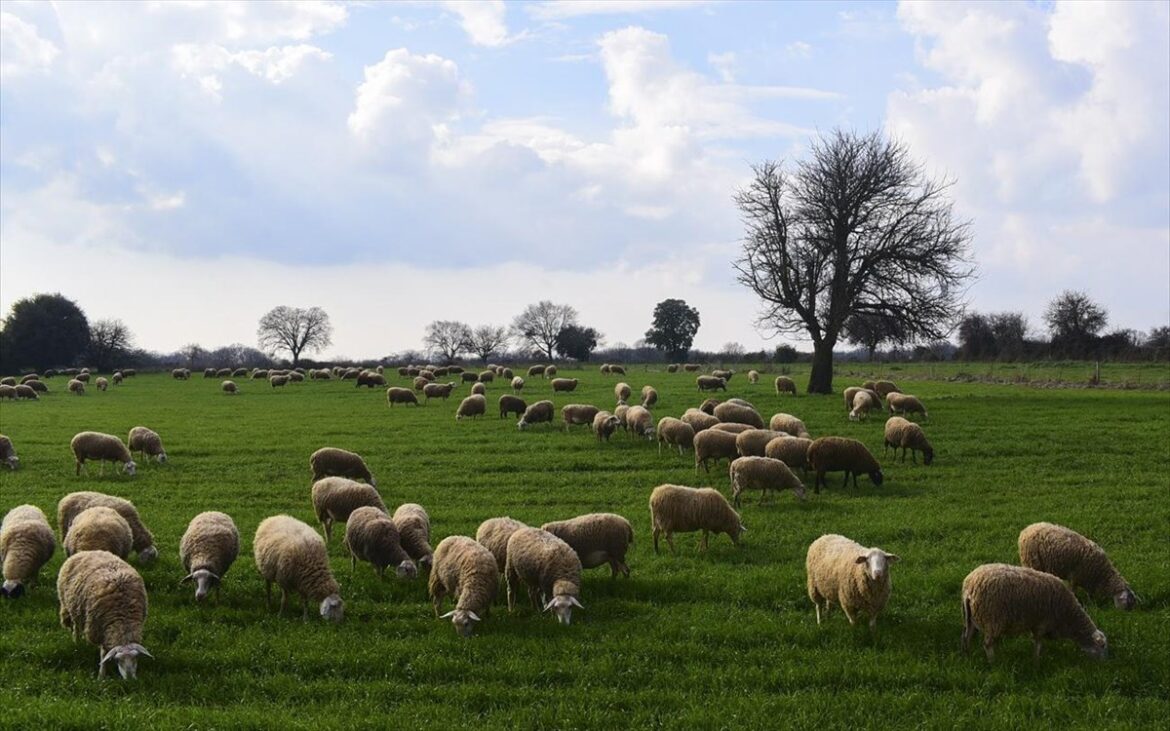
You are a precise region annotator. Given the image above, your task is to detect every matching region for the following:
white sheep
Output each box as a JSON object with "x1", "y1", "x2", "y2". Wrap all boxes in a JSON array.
[
  {"x1": 57, "y1": 550, "x2": 152, "y2": 679},
  {"x1": 693, "y1": 428, "x2": 740, "y2": 473},
  {"x1": 764, "y1": 436, "x2": 813, "y2": 474},
  {"x1": 344, "y1": 506, "x2": 417, "y2": 580},
  {"x1": 310, "y1": 477, "x2": 387, "y2": 541},
  {"x1": 1, "y1": 504, "x2": 55, "y2": 598},
  {"x1": 625, "y1": 405, "x2": 656, "y2": 440},
  {"x1": 253, "y1": 515, "x2": 344, "y2": 622},
  {"x1": 615, "y1": 382, "x2": 632, "y2": 403},
  {"x1": 1017, "y1": 522, "x2": 1135, "y2": 609},
  {"x1": 309, "y1": 447, "x2": 376, "y2": 486},
  {"x1": 518, "y1": 400, "x2": 555, "y2": 429},
  {"x1": 392, "y1": 503, "x2": 434, "y2": 570},
  {"x1": 729, "y1": 456, "x2": 806, "y2": 505},
  {"x1": 505, "y1": 527, "x2": 584, "y2": 625},
  {"x1": 806, "y1": 534, "x2": 899, "y2": 632},
  {"x1": 475, "y1": 517, "x2": 529, "y2": 573},
  {"x1": 179, "y1": 511, "x2": 240, "y2": 603},
  {"x1": 456, "y1": 394, "x2": 487, "y2": 420},
  {"x1": 886, "y1": 392, "x2": 928, "y2": 420},
  {"x1": 768, "y1": 413, "x2": 811, "y2": 439},
  {"x1": 429, "y1": 536, "x2": 499, "y2": 637},
  {"x1": 70, "y1": 432, "x2": 137, "y2": 476},
  {"x1": 592, "y1": 411, "x2": 621, "y2": 442},
  {"x1": 562, "y1": 404, "x2": 601, "y2": 432},
  {"x1": 57, "y1": 492, "x2": 158, "y2": 566},
  {"x1": 848, "y1": 390, "x2": 879, "y2": 421},
  {"x1": 0, "y1": 434, "x2": 19, "y2": 470},
  {"x1": 883, "y1": 417, "x2": 934, "y2": 465},
  {"x1": 656, "y1": 417, "x2": 695, "y2": 455},
  {"x1": 64, "y1": 506, "x2": 133, "y2": 559},
  {"x1": 127, "y1": 426, "x2": 167, "y2": 464},
  {"x1": 649, "y1": 484, "x2": 745, "y2": 553},
  {"x1": 540, "y1": 513, "x2": 634, "y2": 579}
]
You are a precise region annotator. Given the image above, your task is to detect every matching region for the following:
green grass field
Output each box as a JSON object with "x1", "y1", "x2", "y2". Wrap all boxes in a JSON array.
[{"x1": 1, "y1": 368, "x2": 1167, "y2": 729}]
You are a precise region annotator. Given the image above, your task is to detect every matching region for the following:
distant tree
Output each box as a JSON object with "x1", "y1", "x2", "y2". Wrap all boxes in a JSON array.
[
  {"x1": 422, "y1": 320, "x2": 471, "y2": 363},
  {"x1": 0, "y1": 293, "x2": 90, "y2": 371},
  {"x1": 1147, "y1": 325, "x2": 1170, "y2": 349},
  {"x1": 644, "y1": 298, "x2": 701, "y2": 361},
  {"x1": 512, "y1": 301, "x2": 578, "y2": 361},
  {"x1": 957, "y1": 313, "x2": 997, "y2": 360},
  {"x1": 720, "y1": 342, "x2": 746, "y2": 362},
  {"x1": 773, "y1": 344, "x2": 799, "y2": 363},
  {"x1": 1044, "y1": 291, "x2": 1107, "y2": 357},
  {"x1": 734, "y1": 129, "x2": 974, "y2": 393},
  {"x1": 257, "y1": 306, "x2": 332, "y2": 366},
  {"x1": 989, "y1": 312, "x2": 1028, "y2": 359},
  {"x1": 210, "y1": 343, "x2": 271, "y2": 368},
  {"x1": 179, "y1": 343, "x2": 209, "y2": 369},
  {"x1": 555, "y1": 325, "x2": 601, "y2": 362},
  {"x1": 467, "y1": 325, "x2": 510, "y2": 363},
  {"x1": 87, "y1": 319, "x2": 134, "y2": 371},
  {"x1": 843, "y1": 313, "x2": 907, "y2": 360}
]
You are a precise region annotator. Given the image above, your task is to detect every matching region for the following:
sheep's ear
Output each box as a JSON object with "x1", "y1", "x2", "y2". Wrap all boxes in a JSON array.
[
  {"x1": 884, "y1": 553, "x2": 900, "y2": 563},
  {"x1": 439, "y1": 610, "x2": 457, "y2": 619},
  {"x1": 855, "y1": 555, "x2": 869, "y2": 564}
]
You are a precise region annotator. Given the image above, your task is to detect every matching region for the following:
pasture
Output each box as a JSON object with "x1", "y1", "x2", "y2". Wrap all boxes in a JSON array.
[{"x1": 1, "y1": 367, "x2": 1168, "y2": 729}]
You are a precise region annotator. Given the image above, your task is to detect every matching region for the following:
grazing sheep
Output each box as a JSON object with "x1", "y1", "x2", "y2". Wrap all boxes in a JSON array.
[
  {"x1": 592, "y1": 411, "x2": 621, "y2": 442},
  {"x1": 356, "y1": 371, "x2": 386, "y2": 388},
  {"x1": 68, "y1": 379, "x2": 86, "y2": 395},
  {"x1": 694, "y1": 429, "x2": 740, "y2": 473},
  {"x1": 456, "y1": 393, "x2": 487, "y2": 420},
  {"x1": 748, "y1": 370, "x2": 760, "y2": 384},
  {"x1": 545, "y1": 365, "x2": 558, "y2": 377},
  {"x1": 614, "y1": 403, "x2": 631, "y2": 431},
  {"x1": 418, "y1": 369, "x2": 435, "y2": 382},
  {"x1": 712, "y1": 369, "x2": 734, "y2": 381},
  {"x1": 887, "y1": 393, "x2": 928, "y2": 420},
  {"x1": 656, "y1": 417, "x2": 695, "y2": 455},
  {"x1": 518, "y1": 400, "x2": 555, "y2": 429},
  {"x1": 649, "y1": 484, "x2": 745, "y2": 554},
  {"x1": 528, "y1": 365, "x2": 546, "y2": 378},
  {"x1": 386, "y1": 387, "x2": 419, "y2": 406},
  {"x1": 477, "y1": 370, "x2": 494, "y2": 383},
  {"x1": 768, "y1": 413, "x2": 811, "y2": 439},
  {"x1": 843, "y1": 387, "x2": 882, "y2": 413},
  {"x1": 231, "y1": 368, "x2": 247, "y2": 377},
  {"x1": 461, "y1": 372, "x2": 478, "y2": 383},
  {"x1": 26, "y1": 379, "x2": 48, "y2": 393},
  {"x1": 71, "y1": 432, "x2": 137, "y2": 477},
  {"x1": 699, "y1": 398, "x2": 721, "y2": 415},
  {"x1": 541, "y1": 513, "x2": 634, "y2": 578},
  {"x1": 0, "y1": 377, "x2": 14, "y2": 387},
  {"x1": 730, "y1": 456, "x2": 806, "y2": 506},
  {"x1": 807, "y1": 437, "x2": 884, "y2": 492},
  {"x1": 12, "y1": 384, "x2": 39, "y2": 399},
  {"x1": 667, "y1": 364, "x2": 679, "y2": 373},
  {"x1": 429, "y1": 536, "x2": 499, "y2": 637},
  {"x1": 641, "y1": 385, "x2": 658, "y2": 408},
  {"x1": 476, "y1": 517, "x2": 529, "y2": 573},
  {"x1": 873, "y1": 380, "x2": 901, "y2": 398},
  {"x1": 764, "y1": 436, "x2": 813, "y2": 474},
  {"x1": 423, "y1": 382, "x2": 457, "y2": 402},
  {"x1": 251, "y1": 369, "x2": 269, "y2": 380},
  {"x1": 551, "y1": 377, "x2": 578, "y2": 393},
  {"x1": 775, "y1": 376, "x2": 797, "y2": 395},
  {"x1": 562, "y1": 404, "x2": 601, "y2": 432},
  {"x1": 499, "y1": 394, "x2": 527, "y2": 419},
  {"x1": 683, "y1": 363, "x2": 701, "y2": 372},
  {"x1": 714, "y1": 402, "x2": 765, "y2": 429},
  {"x1": 962, "y1": 563, "x2": 1108, "y2": 661},
  {"x1": 342, "y1": 368, "x2": 361, "y2": 380},
  {"x1": 309, "y1": 447, "x2": 375, "y2": 486},
  {"x1": 269, "y1": 375, "x2": 290, "y2": 388},
  {"x1": 883, "y1": 417, "x2": 934, "y2": 465},
  {"x1": 95, "y1": 377, "x2": 109, "y2": 392},
  {"x1": 0, "y1": 434, "x2": 19, "y2": 470},
  {"x1": 806, "y1": 534, "x2": 899, "y2": 632},
  {"x1": 1, "y1": 504, "x2": 55, "y2": 598},
  {"x1": 413, "y1": 376, "x2": 430, "y2": 391},
  {"x1": 608, "y1": 364, "x2": 626, "y2": 376},
  {"x1": 505, "y1": 527, "x2": 584, "y2": 625},
  {"x1": 172, "y1": 368, "x2": 189, "y2": 380},
  {"x1": 861, "y1": 380, "x2": 876, "y2": 391},
  {"x1": 470, "y1": 382, "x2": 487, "y2": 396},
  {"x1": 501, "y1": 368, "x2": 514, "y2": 380},
  {"x1": 696, "y1": 375, "x2": 727, "y2": 392},
  {"x1": 57, "y1": 551, "x2": 152, "y2": 678},
  {"x1": 511, "y1": 376, "x2": 525, "y2": 392},
  {"x1": 203, "y1": 368, "x2": 216, "y2": 378},
  {"x1": 711, "y1": 422, "x2": 754, "y2": 435},
  {"x1": 253, "y1": 515, "x2": 344, "y2": 622},
  {"x1": 64, "y1": 506, "x2": 133, "y2": 559},
  {"x1": 615, "y1": 382, "x2": 632, "y2": 403},
  {"x1": 681, "y1": 408, "x2": 719, "y2": 433},
  {"x1": 57, "y1": 492, "x2": 158, "y2": 565},
  {"x1": 735, "y1": 429, "x2": 788, "y2": 458},
  {"x1": 179, "y1": 511, "x2": 239, "y2": 602},
  {"x1": 625, "y1": 405, "x2": 656, "y2": 440},
  {"x1": 311, "y1": 477, "x2": 387, "y2": 541},
  {"x1": 222, "y1": 380, "x2": 238, "y2": 394},
  {"x1": 849, "y1": 390, "x2": 880, "y2": 421},
  {"x1": 344, "y1": 506, "x2": 416, "y2": 580},
  {"x1": 600, "y1": 364, "x2": 611, "y2": 375},
  {"x1": 216, "y1": 368, "x2": 232, "y2": 377},
  {"x1": 1018, "y1": 523, "x2": 1135, "y2": 609},
  {"x1": 392, "y1": 503, "x2": 434, "y2": 570},
  {"x1": 127, "y1": 426, "x2": 167, "y2": 464}
]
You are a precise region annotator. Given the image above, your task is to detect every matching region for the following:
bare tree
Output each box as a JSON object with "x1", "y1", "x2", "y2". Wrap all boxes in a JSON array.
[
  {"x1": 87, "y1": 318, "x2": 134, "y2": 371},
  {"x1": 843, "y1": 312, "x2": 907, "y2": 361},
  {"x1": 468, "y1": 324, "x2": 510, "y2": 363},
  {"x1": 257, "y1": 306, "x2": 333, "y2": 366},
  {"x1": 511, "y1": 301, "x2": 578, "y2": 361},
  {"x1": 1044, "y1": 290, "x2": 1107, "y2": 357},
  {"x1": 734, "y1": 129, "x2": 974, "y2": 393},
  {"x1": 422, "y1": 320, "x2": 471, "y2": 363}
]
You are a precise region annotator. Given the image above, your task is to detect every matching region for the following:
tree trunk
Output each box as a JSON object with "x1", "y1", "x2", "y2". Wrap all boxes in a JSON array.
[{"x1": 807, "y1": 343, "x2": 835, "y2": 394}]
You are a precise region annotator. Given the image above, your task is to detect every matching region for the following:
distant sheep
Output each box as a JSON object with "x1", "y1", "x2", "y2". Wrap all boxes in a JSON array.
[
  {"x1": 0, "y1": 434, "x2": 19, "y2": 470},
  {"x1": 849, "y1": 390, "x2": 879, "y2": 421},
  {"x1": 843, "y1": 387, "x2": 882, "y2": 413},
  {"x1": 649, "y1": 484, "x2": 745, "y2": 553},
  {"x1": 68, "y1": 379, "x2": 86, "y2": 395},
  {"x1": 545, "y1": 365, "x2": 558, "y2": 377},
  {"x1": 461, "y1": 372, "x2": 479, "y2": 383},
  {"x1": 57, "y1": 551, "x2": 152, "y2": 678},
  {"x1": 499, "y1": 394, "x2": 527, "y2": 419},
  {"x1": 551, "y1": 377, "x2": 578, "y2": 393},
  {"x1": 26, "y1": 380, "x2": 48, "y2": 393},
  {"x1": 1, "y1": 504, "x2": 55, "y2": 598},
  {"x1": 712, "y1": 369, "x2": 734, "y2": 381},
  {"x1": 694, "y1": 429, "x2": 740, "y2": 473},
  {"x1": 222, "y1": 380, "x2": 238, "y2": 394},
  {"x1": 714, "y1": 402, "x2": 764, "y2": 429},
  {"x1": 528, "y1": 365, "x2": 546, "y2": 378},
  {"x1": 666, "y1": 364, "x2": 679, "y2": 373},
  {"x1": 683, "y1": 363, "x2": 701, "y2": 372},
  {"x1": 356, "y1": 371, "x2": 386, "y2": 388},
  {"x1": 807, "y1": 437, "x2": 883, "y2": 492},
  {"x1": 873, "y1": 380, "x2": 900, "y2": 398},
  {"x1": 681, "y1": 408, "x2": 719, "y2": 433},
  {"x1": 764, "y1": 436, "x2": 813, "y2": 474},
  {"x1": 768, "y1": 413, "x2": 811, "y2": 439},
  {"x1": 71, "y1": 432, "x2": 136, "y2": 477},
  {"x1": 269, "y1": 374, "x2": 289, "y2": 388},
  {"x1": 57, "y1": 491, "x2": 157, "y2": 565},
  {"x1": 456, "y1": 394, "x2": 487, "y2": 420},
  {"x1": 775, "y1": 376, "x2": 797, "y2": 395},
  {"x1": 517, "y1": 400, "x2": 555, "y2": 429},
  {"x1": 180, "y1": 511, "x2": 240, "y2": 602},
  {"x1": 625, "y1": 405, "x2": 655, "y2": 440},
  {"x1": 886, "y1": 393, "x2": 928, "y2": 420},
  {"x1": 511, "y1": 376, "x2": 525, "y2": 392},
  {"x1": 1018, "y1": 522, "x2": 1135, "y2": 610},
  {"x1": 656, "y1": 417, "x2": 695, "y2": 455},
  {"x1": 615, "y1": 382, "x2": 632, "y2": 403},
  {"x1": 696, "y1": 375, "x2": 726, "y2": 392},
  {"x1": 310, "y1": 447, "x2": 376, "y2": 486},
  {"x1": 311, "y1": 476, "x2": 387, "y2": 541},
  {"x1": 470, "y1": 382, "x2": 487, "y2": 395},
  {"x1": 478, "y1": 370, "x2": 495, "y2": 383},
  {"x1": 392, "y1": 503, "x2": 434, "y2": 570},
  {"x1": 729, "y1": 456, "x2": 806, "y2": 506},
  {"x1": 505, "y1": 527, "x2": 584, "y2": 625},
  {"x1": 562, "y1": 404, "x2": 601, "y2": 432},
  {"x1": 541, "y1": 513, "x2": 634, "y2": 578},
  {"x1": 641, "y1": 385, "x2": 658, "y2": 408},
  {"x1": 430, "y1": 536, "x2": 498, "y2": 637},
  {"x1": 386, "y1": 387, "x2": 419, "y2": 406},
  {"x1": 127, "y1": 426, "x2": 167, "y2": 464},
  {"x1": 735, "y1": 429, "x2": 788, "y2": 458},
  {"x1": 423, "y1": 382, "x2": 457, "y2": 402},
  {"x1": 592, "y1": 411, "x2": 621, "y2": 442},
  {"x1": 95, "y1": 377, "x2": 109, "y2": 392},
  {"x1": 699, "y1": 398, "x2": 721, "y2": 415},
  {"x1": 344, "y1": 506, "x2": 417, "y2": 580},
  {"x1": 748, "y1": 370, "x2": 760, "y2": 384},
  {"x1": 883, "y1": 417, "x2": 933, "y2": 465},
  {"x1": 608, "y1": 364, "x2": 625, "y2": 376},
  {"x1": 253, "y1": 515, "x2": 344, "y2": 622},
  {"x1": 12, "y1": 383, "x2": 36, "y2": 400},
  {"x1": 806, "y1": 534, "x2": 899, "y2": 632}
]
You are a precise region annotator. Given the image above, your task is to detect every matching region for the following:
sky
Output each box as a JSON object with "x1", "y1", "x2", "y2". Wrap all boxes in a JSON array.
[{"x1": 1, "y1": 0, "x2": 1167, "y2": 360}]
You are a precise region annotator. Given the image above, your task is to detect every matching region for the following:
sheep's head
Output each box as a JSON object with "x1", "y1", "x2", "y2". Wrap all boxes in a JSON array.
[
  {"x1": 730, "y1": 522, "x2": 747, "y2": 544},
  {"x1": 543, "y1": 594, "x2": 584, "y2": 625},
  {"x1": 122, "y1": 460, "x2": 138, "y2": 476},
  {"x1": 517, "y1": 419, "x2": 529, "y2": 430},
  {"x1": 1081, "y1": 630, "x2": 1108, "y2": 659},
  {"x1": 922, "y1": 446, "x2": 934, "y2": 466},
  {"x1": 138, "y1": 545, "x2": 159, "y2": 566},
  {"x1": 319, "y1": 594, "x2": 344, "y2": 622},
  {"x1": 855, "y1": 549, "x2": 899, "y2": 582},
  {"x1": 868, "y1": 469, "x2": 884, "y2": 487},
  {"x1": 1, "y1": 579, "x2": 26, "y2": 599},
  {"x1": 418, "y1": 553, "x2": 434, "y2": 571},
  {"x1": 440, "y1": 609, "x2": 481, "y2": 637},
  {"x1": 181, "y1": 568, "x2": 221, "y2": 601},
  {"x1": 5, "y1": 455, "x2": 19, "y2": 470},
  {"x1": 100, "y1": 643, "x2": 152, "y2": 679},
  {"x1": 155, "y1": 451, "x2": 168, "y2": 464},
  {"x1": 1114, "y1": 587, "x2": 1136, "y2": 610},
  {"x1": 396, "y1": 559, "x2": 418, "y2": 580}
]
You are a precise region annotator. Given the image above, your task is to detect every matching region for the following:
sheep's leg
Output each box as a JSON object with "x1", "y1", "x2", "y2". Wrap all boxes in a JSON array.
[
  {"x1": 302, "y1": 596, "x2": 310, "y2": 622},
  {"x1": 279, "y1": 589, "x2": 289, "y2": 616},
  {"x1": 265, "y1": 581, "x2": 273, "y2": 610},
  {"x1": 75, "y1": 459, "x2": 83, "y2": 476},
  {"x1": 665, "y1": 532, "x2": 676, "y2": 555},
  {"x1": 842, "y1": 604, "x2": 856, "y2": 625},
  {"x1": 98, "y1": 646, "x2": 107, "y2": 678},
  {"x1": 506, "y1": 572, "x2": 519, "y2": 613},
  {"x1": 815, "y1": 471, "x2": 824, "y2": 494},
  {"x1": 432, "y1": 592, "x2": 443, "y2": 617},
  {"x1": 841, "y1": 472, "x2": 849, "y2": 489},
  {"x1": 653, "y1": 526, "x2": 661, "y2": 554},
  {"x1": 814, "y1": 600, "x2": 823, "y2": 625},
  {"x1": 677, "y1": 444, "x2": 684, "y2": 456},
  {"x1": 1032, "y1": 634, "x2": 1044, "y2": 658},
  {"x1": 700, "y1": 530, "x2": 709, "y2": 552},
  {"x1": 910, "y1": 449, "x2": 917, "y2": 464},
  {"x1": 983, "y1": 637, "x2": 996, "y2": 662},
  {"x1": 868, "y1": 616, "x2": 878, "y2": 635}
]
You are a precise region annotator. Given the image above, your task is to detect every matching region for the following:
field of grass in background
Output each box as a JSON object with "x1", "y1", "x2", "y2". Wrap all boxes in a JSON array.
[{"x1": 0, "y1": 368, "x2": 1167, "y2": 729}]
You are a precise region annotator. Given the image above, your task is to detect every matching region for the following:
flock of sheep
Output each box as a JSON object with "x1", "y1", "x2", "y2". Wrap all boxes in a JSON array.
[{"x1": 0, "y1": 362, "x2": 1140, "y2": 679}]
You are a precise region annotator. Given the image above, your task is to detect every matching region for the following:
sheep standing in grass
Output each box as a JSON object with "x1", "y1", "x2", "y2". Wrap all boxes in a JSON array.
[
  {"x1": 562, "y1": 404, "x2": 601, "y2": 432},
  {"x1": 499, "y1": 394, "x2": 527, "y2": 419},
  {"x1": 64, "y1": 507, "x2": 133, "y2": 559},
  {"x1": 697, "y1": 375, "x2": 726, "y2": 392},
  {"x1": 886, "y1": 393, "x2": 928, "y2": 420},
  {"x1": 71, "y1": 432, "x2": 137, "y2": 477},
  {"x1": 471, "y1": 382, "x2": 487, "y2": 396},
  {"x1": 873, "y1": 380, "x2": 900, "y2": 398},
  {"x1": 694, "y1": 429, "x2": 740, "y2": 473},
  {"x1": 518, "y1": 400, "x2": 555, "y2": 429},
  {"x1": 311, "y1": 477, "x2": 387, "y2": 541},
  {"x1": 768, "y1": 413, "x2": 811, "y2": 439},
  {"x1": 683, "y1": 363, "x2": 701, "y2": 372},
  {"x1": 505, "y1": 527, "x2": 584, "y2": 625},
  {"x1": 843, "y1": 387, "x2": 881, "y2": 413},
  {"x1": 712, "y1": 369, "x2": 734, "y2": 382},
  {"x1": 807, "y1": 437, "x2": 883, "y2": 492},
  {"x1": 681, "y1": 408, "x2": 719, "y2": 433},
  {"x1": 541, "y1": 513, "x2": 634, "y2": 579},
  {"x1": 961, "y1": 563, "x2": 1108, "y2": 661},
  {"x1": 27, "y1": 380, "x2": 48, "y2": 393},
  {"x1": 1018, "y1": 523, "x2": 1135, "y2": 609},
  {"x1": 386, "y1": 387, "x2": 419, "y2": 406},
  {"x1": 615, "y1": 382, "x2": 632, "y2": 404},
  {"x1": 545, "y1": 365, "x2": 558, "y2": 377},
  {"x1": 849, "y1": 390, "x2": 879, "y2": 421},
  {"x1": 511, "y1": 376, "x2": 525, "y2": 392},
  {"x1": 68, "y1": 379, "x2": 86, "y2": 395},
  {"x1": 592, "y1": 411, "x2": 621, "y2": 442},
  {"x1": 735, "y1": 429, "x2": 788, "y2": 457},
  {"x1": 656, "y1": 417, "x2": 695, "y2": 455},
  {"x1": 667, "y1": 364, "x2": 679, "y2": 373},
  {"x1": 608, "y1": 365, "x2": 626, "y2": 375},
  {"x1": 57, "y1": 550, "x2": 152, "y2": 678},
  {"x1": 883, "y1": 417, "x2": 934, "y2": 465},
  {"x1": 0, "y1": 435, "x2": 19, "y2": 470},
  {"x1": 699, "y1": 398, "x2": 721, "y2": 414},
  {"x1": 222, "y1": 380, "x2": 238, "y2": 395},
  {"x1": 393, "y1": 503, "x2": 434, "y2": 570},
  {"x1": 1, "y1": 504, "x2": 55, "y2": 598},
  {"x1": 270, "y1": 375, "x2": 289, "y2": 388},
  {"x1": 649, "y1": 484, "x2": 745, "y2": 553},
  {"x1": 528, "y1": 365, "x2": 546, "y2": 378},
  {"x1": 344, "y1": 506, "x2": 416, "y2": 580},
  {"x1": 429, "y1": 536, "x2": 499, "y2": 637},
  {"x1": 456, "y1": 394, "x2": 487, "y2": 420},
  {"x1": 179, "y1": 511, "x2": 240, "y2": 602},
  {"x1": 714, "y1": 402, "x2": 765, "y2": 428},
  {"x1": 254, "y1": 515, "x2": 344, "y2": 622},
  {"x1": 551, "y1": 377, "x2": 578, "y2": 393},
  {"x1": 614, "y1": 403, "x2": 631, "y2": 431},
  {"x1": 641, "y1": 385, "x2": 658, "y2": 408},
  {"x1": 730, "y1": 456, "x2": 806, "y2": 505},
  {"x1": 127, "y1": 426, "x2": 167, "y2": 464},
  {"x1": 806, "y1": 534, "x2": 899, "y2": 632},
  {"x1": 625, "y1": 405, "x2": 656, "y2": 440},
  {"x1": 764, "y1": 436, "x2": 813, "y2": 474},
  {"x1": 423, "y1": 382, "x2": 457, "y2": 402},
  {"x1": 309, "y1": 447, "x2": 376, "y2": 485},
  {"x1": 95, "y1": 377, "x2": 109, "y2": 392},
  {"x1": 748, "y1": 370, "x2": 760, "y2": 384},
  {"x1": 0, "y1": 377, "x2": 13, "y2": 387},
  {"x1": 775, "y1": 376, "x2": 796, "y2": 395},
  {"x1": 476, "y1": 517, "x2": 528, "y2": 573},
  {"x1": 57, "y1": 492, "x2": 158, "y2": 566}
]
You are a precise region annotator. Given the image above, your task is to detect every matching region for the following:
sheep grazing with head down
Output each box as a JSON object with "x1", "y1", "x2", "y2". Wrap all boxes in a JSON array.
[
  {"x1": 735, "y1": 429, "x2": 787, "y2": 458},
  {"x1": 1018, "y1": 522, "x2": 1136, "y2": 610},
  {"x1": 310, "y1": 447, "x2": 376, "y2": 486},
  {"x1": 667, "y1": 364, "x2": 679, "y2": 373},
  {"x1": 699, "y1": 398, "x2": 720, "y2": 415},
  {"x1": 1, "y1": 504, "x2": 55, "y2": 598},
  {"x1": 511, "y1": 376, "x2": 525, "y2": 392},
  {"x1": 649, "y1": 484, "x2": 745, "y2": 554},
  {"x1": 764, "y1": 436, "x2": 813, "y2": 474},
  {"x1": 551, "y1": 377, "x2": 578, "y2": 393},
  {"x1": 423, "y1": 382, "x2": 457, "y2": 402},
  {"x1": 456, "y1": 393, "x2": 487, "y2": 420},
  {"x1": 344, "y1": 506, "x2": 417, "y2": 580},
  {"x1": 27, "y1": 379, "x2": 48, "y2": 393},
  {"x1": 179, "y1": 511, "x2": 240, "y2": 603},
  {"x1": 615, "y1": 382, "x2": 632, "y2": 404},
  {"x1": 887, "y1": 393, "x2": 928, "y2": 420},
  {"x1": 470, "y1": 382, "x2": 487, "y2": 396},
  {"x1": 386, "y1": 387, "x2": 419, "y2": 406},
  {"x1": 0, "y1": 435, "x2": 19, "y2": 470},
  {"x1": 883, "y1": 417, "x2": 933, "y2": 465},
  {"x1": 873, "y1": 380, "x2": 900, "y2": 398},
  {"x1": 608, "y1": 364, "x2": 626, "y2": 376},
  {"x1": 962, "y1": 563, "x2": 1108, "y2": 661},
  {"x1": 64, "y1": 506, "x2": 133, "y2": 559},
  {"x1": 775, "y1": 376, "x2": 797, "y2": 395},
  {"x1": 57, "y1": 550, "x2": 152, "y2": 679},
  {"x1": 807, "y1": 437, "x2": 883, "y2": 492},
  {"x1": 806, "y1": 534, "x2": 899, "y2": 633},
  {"x1": 71, "y1": 432, "x2": 137, "y2": 477},
  {"x1": 681, "y1": 408, "x2": 719, "y2": 434},
  {"x1": 714, "y1": 402, "x2": 764, "y2": 428},
  {"x1": 730, "y1": 456, "x2": 806, "y2": 505},
  {"x1": 625, "y1": 405, "x2": 656, "y2": 440},
  {"x1": 393, "y1": 503, "x2": 434, "y2": 570},
  {"x1": 641, "y1": 385, "x2": 658, "y2": 408},
  {"x1": 269, "y1": 374, "x2": 289, "y2": 388},
  {"x1": 68, "y1": 379, "x2": 86, "y2": 395},
  {"x1": 541, "y1": 513, "x2": 634, "y2": 579},
  {"x1": 253, "y1": 515, "x2": 344, "y2": 622},
  {"x1": 476, "y1": 517, "x2": 529, "y2": 573},
  {"x1": 683, "y1": 363, "x2": 701, "y2": 372},
  {"x1": 96, "y1": 378, "x2": 110, "y2": 392},
  {"x1": 769, "y1": 413, "x2": 811, "y2": 439},
  {"x1": 696, "y1": 376, "x2": 726, "y2": 392},
  {"x1": 310, "y1": 477, "x2": 387, "y2": 541},
  {"x1": 693, "y1": 428, "x2": 740, "y2": 473},
  {"x1": 505, "y1": 527, "x2": 584, "y2": 625},
  {"x1": 222, "y1": 380, "x2": 238, "y2": 394},
  {"x1": 748, "y1": 370, "x2": 760, "y2": 384},
  {"x1": 849, "y1": 390, "x2": 880, "y2": 422},
  {"x1": 844, "y1": 387, "x2": 882, "y2": 414},
  {"x1": 656, "y1": 417, "x2": 695, "y2": 455},
  {"x1": 518, "y1": 400, "x2": 555, "y2": 429},
  {"x1": 57, "y1": 492, "x2": 157, "y2": 566},
  {"x1": 430, "y1": 536, "x2": 499, "y2": 637},
  {"x1": 592, "y1": 411, "x2": 621, "y2": 442},
  {"x1": 127, "y1": 426, "x2": 167, "y2": 464},
  {"x1": 528, "y1": 365, "x2": 546, "y2": 378},
  {"x1": 712, "y1": 369, "x2": 734, "y2": 382},
  {"x1": 562, "y1": 404, "x2": 601, "y2": 432},
  {"x1": 499, "y1": 394, "x2": 527, "y2": 420}
]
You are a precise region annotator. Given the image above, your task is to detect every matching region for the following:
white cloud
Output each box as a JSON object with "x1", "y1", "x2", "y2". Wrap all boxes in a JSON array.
[
  {"x1": 785, "y1": 41, "x2": 812, "y2": 59},
  {"x1": 0, "y1": 11, "x2": 59, "y2": 79},
  {"x1": 708, "y1": 51, "x2": 736, "y2": 82},
  {"x1": 527, "y1": 1, "x2": 706, "y2": 21},
  {"x1": 440, "y1": 1, "x2": 517, "y2": 47},
  {"x1": 172, "y1": 43, "x2": 332, "y2": 97}
]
